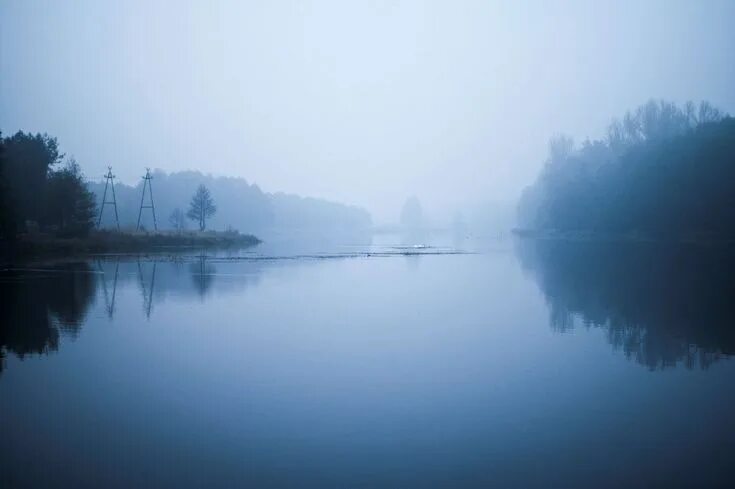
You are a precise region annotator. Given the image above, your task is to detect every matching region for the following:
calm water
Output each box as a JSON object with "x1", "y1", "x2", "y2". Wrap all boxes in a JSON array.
[{"x1": 1, "y1": 236, "x2": 734, "y2": 488}]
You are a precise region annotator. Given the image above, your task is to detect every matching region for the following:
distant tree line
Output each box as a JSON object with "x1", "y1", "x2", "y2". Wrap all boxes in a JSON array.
[
  {"x1": 517, "y1": 100, "x2": 735, "y2": 238},
  {"x1": 0, "y1": 131, "x2": 96, "y2": 240},
  {"x1": 89, "y1": 171, "x2": 372, "y2": 235}
]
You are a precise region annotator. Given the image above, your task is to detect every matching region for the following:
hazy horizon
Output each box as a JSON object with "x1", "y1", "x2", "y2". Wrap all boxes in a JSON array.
[{"x1": 2, "y1": 0, "x2": 735, "y2": 222}]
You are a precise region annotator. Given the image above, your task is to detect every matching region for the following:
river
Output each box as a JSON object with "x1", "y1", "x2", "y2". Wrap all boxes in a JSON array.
[{"x1": 1, "y1": 236, "x2": 734, "y2": 488}]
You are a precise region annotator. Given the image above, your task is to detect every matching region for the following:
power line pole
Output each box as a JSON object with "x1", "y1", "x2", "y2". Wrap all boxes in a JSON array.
[
  {"x1": 97, "y1": 166, "x2": 120, "y2": 230},
  {"x1": 136, "y1": 168, "x2": 157, "y2": 231}
]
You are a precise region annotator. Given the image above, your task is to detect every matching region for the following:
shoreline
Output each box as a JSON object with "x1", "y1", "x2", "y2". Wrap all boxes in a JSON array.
[
  {"x1": 1, "y1": 230, "x2": 261, "y2": 264},
  {"x1": 512, "y1": 228, "x2": 735, "y2": 247}
]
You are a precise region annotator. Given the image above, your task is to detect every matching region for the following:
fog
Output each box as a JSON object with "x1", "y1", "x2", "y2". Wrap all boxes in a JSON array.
[{"x1": 2, "y1": 0, "x2": 735, "y2": 223}]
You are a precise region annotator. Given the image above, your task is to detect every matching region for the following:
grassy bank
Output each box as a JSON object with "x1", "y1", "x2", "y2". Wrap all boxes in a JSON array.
[{"x1": 2, "y1": 230, "x2": 261, "y2": 261}]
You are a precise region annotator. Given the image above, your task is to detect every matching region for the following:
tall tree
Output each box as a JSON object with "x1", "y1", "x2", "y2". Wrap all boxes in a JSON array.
[
  {"x1": 187, "y1": 184, "x2": 216, "y2": 231},
  {"x1": 0, "y1": 132, "x2": 17, "y2": 240},
  {"x1": 44, "y1": 159, "x2": 97, "y2": 237},
  {"x1": 2, "y1": 131, "x2": 63, "y2": 228}
]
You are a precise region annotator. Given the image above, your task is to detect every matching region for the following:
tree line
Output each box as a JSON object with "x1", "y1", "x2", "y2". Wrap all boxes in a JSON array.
[
  {"x1": 0, "y1": 130, "x2": 226, "y2": 242},
  {"x1": 88, "y1": 171, "x2": 372, "y2": 235},
  {"x1": 517, "y1": 100, "x2": 735, "y2": 239}
]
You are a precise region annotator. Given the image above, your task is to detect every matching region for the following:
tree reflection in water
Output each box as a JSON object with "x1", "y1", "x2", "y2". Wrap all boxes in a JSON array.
[
  {"x1": 190, "y1": 253, "x2": 216, "y2": 299},
  {"x1": 516, "y1": 239, "x2": 735, "y2": 369},
  {"x1": 0, "y1": 263, "x2": 97, "y2": 373},
  {"x1": 0, "y1": 255, "x2": 267, "y2": 373}
]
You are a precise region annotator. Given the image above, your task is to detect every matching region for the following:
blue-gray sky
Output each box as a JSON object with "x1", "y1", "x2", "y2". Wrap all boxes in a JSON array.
[{"x1": 2, "y1": 0, "x2": 734, "y2": 222}]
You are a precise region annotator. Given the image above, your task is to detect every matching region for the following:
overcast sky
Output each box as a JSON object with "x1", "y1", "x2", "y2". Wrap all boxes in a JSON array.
[{"x1": 2, "y1": 0, "x2": 734, "y2": 222}]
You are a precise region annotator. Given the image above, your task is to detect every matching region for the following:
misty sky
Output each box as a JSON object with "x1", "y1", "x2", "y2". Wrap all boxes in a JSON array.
[{"x1": 2, "y1": 0, "x2": 734, "y2": 222}]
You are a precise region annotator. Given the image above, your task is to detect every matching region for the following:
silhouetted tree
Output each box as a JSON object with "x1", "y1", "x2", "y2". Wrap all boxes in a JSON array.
[
  {"x1": 2, "y1": 131, "x2": 63, "y2": 229},
  {"x1": 0, "y1": 131, "x2": 98, "y2": 239},
  {"x1": 44, "y1": 158, "x2": 97, "y2": 237},
  {"x1": 0, "y1": 131, "x2": 17, "y2": 240},
  {"x1": 187, "y1": 184, "x2": 217, "y2": 231}
]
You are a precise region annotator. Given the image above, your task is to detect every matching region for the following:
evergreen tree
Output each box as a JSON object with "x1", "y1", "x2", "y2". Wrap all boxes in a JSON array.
[
  {"x1": 44, "y1": 159, "x2": 97, "y2": 237},
  {"x1": 2, "y1": 131, "x2": 63, "y2": 228}
]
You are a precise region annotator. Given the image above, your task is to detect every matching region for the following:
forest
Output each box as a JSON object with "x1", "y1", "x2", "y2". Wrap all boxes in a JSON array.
[{"x1": 517, "y1": 100, "x2": 735, "y2": 240}]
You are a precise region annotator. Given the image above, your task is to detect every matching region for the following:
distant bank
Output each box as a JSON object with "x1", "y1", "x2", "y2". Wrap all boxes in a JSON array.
[
  {"x1": 517, "y1": 100, "x2": 734, "y2": 241},
  {"x1": 511, "y1": 228, "x2": 735, "y2": 246}
]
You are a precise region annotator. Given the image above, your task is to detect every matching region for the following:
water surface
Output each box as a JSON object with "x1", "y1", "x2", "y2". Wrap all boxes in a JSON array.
[{"x1": 1, "y1": 237, "x2": 734, "y2": 488}]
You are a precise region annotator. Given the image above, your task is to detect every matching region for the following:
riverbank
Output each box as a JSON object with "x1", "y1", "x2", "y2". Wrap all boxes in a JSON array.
[
  {"x1": 1, "y1": 230, "x2": 261, "y2": 262},
  {"x1": 512, "y1": 228, "x2": 735, "y2": 246}
]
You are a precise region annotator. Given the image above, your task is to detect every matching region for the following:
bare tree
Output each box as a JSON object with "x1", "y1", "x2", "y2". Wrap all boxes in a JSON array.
[
  {"x1": 169, "y1": 208, "x2": 186, "y2": 232},
  {"x1": 187, "y1": 185, "x2": 217, "y2": 231},
  {"x1": 697, "y1": 101, "x2": 724, "y2": 124},
  {"x1": 547, "y1": 134, "x2": 574, "y2": 166}
]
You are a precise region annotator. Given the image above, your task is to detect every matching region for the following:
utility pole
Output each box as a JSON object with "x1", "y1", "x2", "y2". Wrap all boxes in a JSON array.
[
  {"x1": 97, "y1": 166, "x2": 120, "y2": 230},
  {"x1": 136, "y1": 168, "x2": 157, "y2": 231}
]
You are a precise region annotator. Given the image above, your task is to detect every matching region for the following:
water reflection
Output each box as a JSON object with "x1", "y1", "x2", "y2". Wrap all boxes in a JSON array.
[
  {"x1": 0, "y1": 255, "x2": 266, "y2": 373},
  {"x1": 97, "y1": 255, "x2": 266, "y2": 309},
  {"x1": 0, "y1": 263, "x2": 97, "y2": 373},
  {"x1": 190, "y1": 254, "x2": 216, "y2": 299},
  {"x1": 516, "y1": 239, "x2": 735, "y2": 369},
  {"x1": 96, "y1": 259, "x2": 119, "y2": 318},
  {"x1": 137, "y1": 260, "x2": 157, "y2": 317}
]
